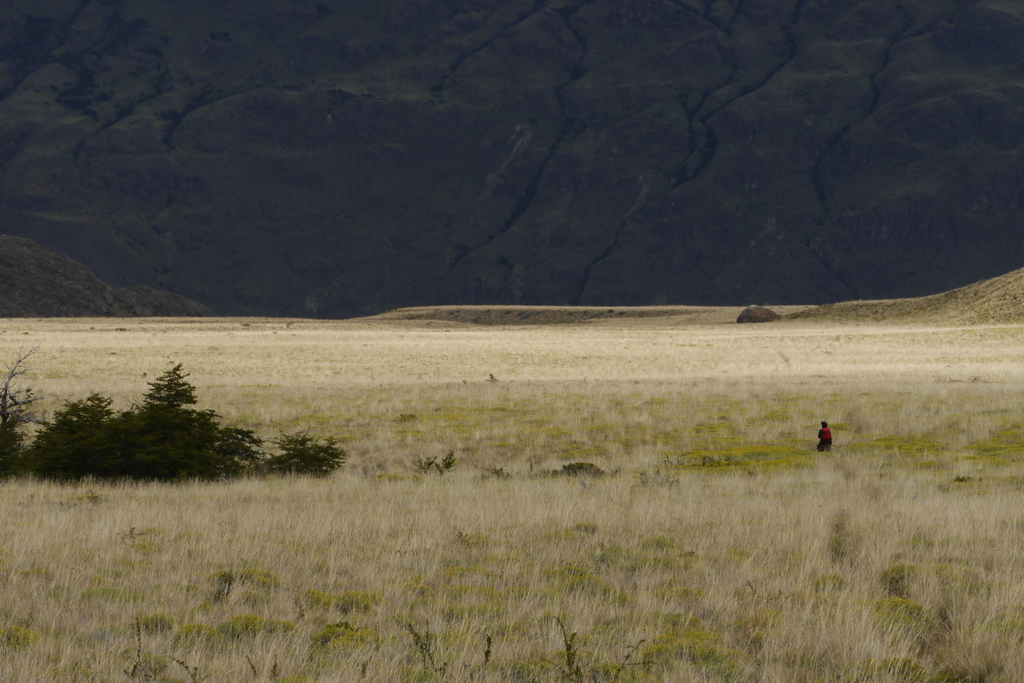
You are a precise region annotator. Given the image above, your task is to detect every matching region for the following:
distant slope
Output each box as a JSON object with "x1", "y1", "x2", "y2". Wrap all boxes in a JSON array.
[
  {"x1": 790, "y1": 267, "x2": 1024, "y2": 324},
  {"x1": 0, "y1": 235, "x2": 214, "y2": 316},
  {"x1": 1, "y1": 1, "x2": 1024, "y2": 317}
]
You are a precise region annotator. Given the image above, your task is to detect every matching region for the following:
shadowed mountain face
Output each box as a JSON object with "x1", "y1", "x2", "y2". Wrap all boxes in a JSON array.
[
  {"x1": 1, "y1": 0, "x2": 1022, "y2": 317},
  {"x1": 0, "y1": 235, "x2": 214, "y2": 316}
]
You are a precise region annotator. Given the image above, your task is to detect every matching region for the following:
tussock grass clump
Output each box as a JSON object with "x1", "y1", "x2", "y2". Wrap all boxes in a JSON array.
[
  {"x1": 1, "y1": 627, "x2": 41, "y2": 649},
  {"x1": 216, "y1": 614, "x2": 296, "y2": 639},
  {"x1": 871, "y1": 597, "x2": 933, "y2": 647},
  {"x1": 300, "y1": 589, "x2": 381, "y2": 613},
  {"x1": 881, "y1": 564, "x2": 916, "y2": 598},
  {"x1": 311, "y1": 621, "x2": 377, "y2": 649},
  {"x1": 642, "y1": 616, "x2": 740, "y2": 677},
  {"x1": 139, "y1": 614, "x2": 174, "y2": 634},
  {"x1": 174, "y1": 623, "x2": 220, "y2": 645}
]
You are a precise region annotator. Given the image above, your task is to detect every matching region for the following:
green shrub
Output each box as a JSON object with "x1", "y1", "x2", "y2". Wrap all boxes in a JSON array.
[
  {"x1": 414, "y1": 451, "x2": 456, "y2": 475},
  {"x1": 560, "y1": 462, "x2": 604, "y2": 477},
  {"x1": 265, "y1": 431, "x2": 346, "y2": 477}
]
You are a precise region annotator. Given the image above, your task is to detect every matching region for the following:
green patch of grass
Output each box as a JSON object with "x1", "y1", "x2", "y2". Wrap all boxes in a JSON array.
[
  {"x1": 847, "y1": 435, "x2": 950, "y2": 458},
  {"x1": 679, "y1": 445, "x2": 812, "y2": 471},
  {"x1": 755, "y1": 409, "x2": 790, "y2": 422},
  {"x1": 968, "y1": 424, "x2": 1024, "y2": 460}
]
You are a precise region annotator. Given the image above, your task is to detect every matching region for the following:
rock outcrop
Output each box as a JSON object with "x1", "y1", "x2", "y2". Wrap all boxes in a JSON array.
[{"x1": 737, "y1": 306, "x2": 781, "y2": 324}]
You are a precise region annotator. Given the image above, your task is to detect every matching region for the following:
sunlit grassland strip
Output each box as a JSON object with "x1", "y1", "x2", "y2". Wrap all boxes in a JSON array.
[{"x1": 0, "y1": 316, "x2": 1024, "y2": 681}]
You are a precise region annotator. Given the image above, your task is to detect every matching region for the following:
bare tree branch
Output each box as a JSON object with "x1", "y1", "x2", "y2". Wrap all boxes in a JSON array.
[{"x1": 0, "y1": 346, "x2": 41, "y2": 429}]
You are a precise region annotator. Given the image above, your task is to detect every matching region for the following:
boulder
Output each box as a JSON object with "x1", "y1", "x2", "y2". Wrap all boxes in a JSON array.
[{"x1": 737, "y1": 305, "x2": 781, "y2": 323}]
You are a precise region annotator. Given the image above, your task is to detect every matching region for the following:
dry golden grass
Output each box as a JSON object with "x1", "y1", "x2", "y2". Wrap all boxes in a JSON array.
[{"x1": 1, "y1": 311, "x2": 1024, "y2": 682}]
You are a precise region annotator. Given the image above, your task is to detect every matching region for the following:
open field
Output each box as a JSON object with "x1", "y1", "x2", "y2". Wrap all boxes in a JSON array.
[{"x1": 2, "y1": 309, "x2": 1024, "y2": 682}]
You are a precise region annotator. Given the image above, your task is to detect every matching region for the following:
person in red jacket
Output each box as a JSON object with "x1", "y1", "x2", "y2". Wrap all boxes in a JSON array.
[{"x1": 817, "y1": 421, "x2": 832, "y2": 452}]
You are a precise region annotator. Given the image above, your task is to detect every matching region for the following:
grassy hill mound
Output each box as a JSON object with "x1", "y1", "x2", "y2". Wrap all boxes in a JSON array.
[{"x1": 790, "y1": 267, "x2": 1024, "y2": 324}]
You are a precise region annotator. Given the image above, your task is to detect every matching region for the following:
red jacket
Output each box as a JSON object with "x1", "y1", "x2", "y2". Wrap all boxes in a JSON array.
[{"x1": 819, "y1": 427, "x2": 832, "y2": 441}]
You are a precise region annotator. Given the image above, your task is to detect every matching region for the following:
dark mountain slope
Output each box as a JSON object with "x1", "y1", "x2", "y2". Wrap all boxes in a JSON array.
[
  {"x1": 0, "y1": 235, "x2": 214, "y2": 316},
  {"x1": 0, "y1": 0, "x2": 1022, "y2": 317}
]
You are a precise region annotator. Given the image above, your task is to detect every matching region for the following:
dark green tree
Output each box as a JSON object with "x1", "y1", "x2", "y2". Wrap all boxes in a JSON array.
[
  {"x1": 114, "y1": 364, "x2": 261, "y2": 480},
  {"x1": 28, "y1": 394, "x2": 119, "y2": 480},
  {"x1": 141, "y1": 362, "x2": 198, "y2": 409}
]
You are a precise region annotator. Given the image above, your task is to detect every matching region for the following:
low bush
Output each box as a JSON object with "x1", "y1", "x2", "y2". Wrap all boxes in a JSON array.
[{"x1": 265, "y1": 431, "x2": 346, "y2": 476}]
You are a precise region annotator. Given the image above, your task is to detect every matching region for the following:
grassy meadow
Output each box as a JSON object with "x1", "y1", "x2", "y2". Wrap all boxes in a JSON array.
[{"x1": 2, "y1": 311, "x2": 1024, "y2": 682}]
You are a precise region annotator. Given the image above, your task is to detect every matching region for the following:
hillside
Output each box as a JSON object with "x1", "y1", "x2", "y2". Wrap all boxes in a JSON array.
[
  {"x1": 2, "y1": 0, "x2": 1024, "y2": 317},
  {"x1": 790, "y1": 265, "x2": 1024, "y2": 324},
  {"x1": 0, "y1": 235, "x2": 214, "y2": 316}
]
